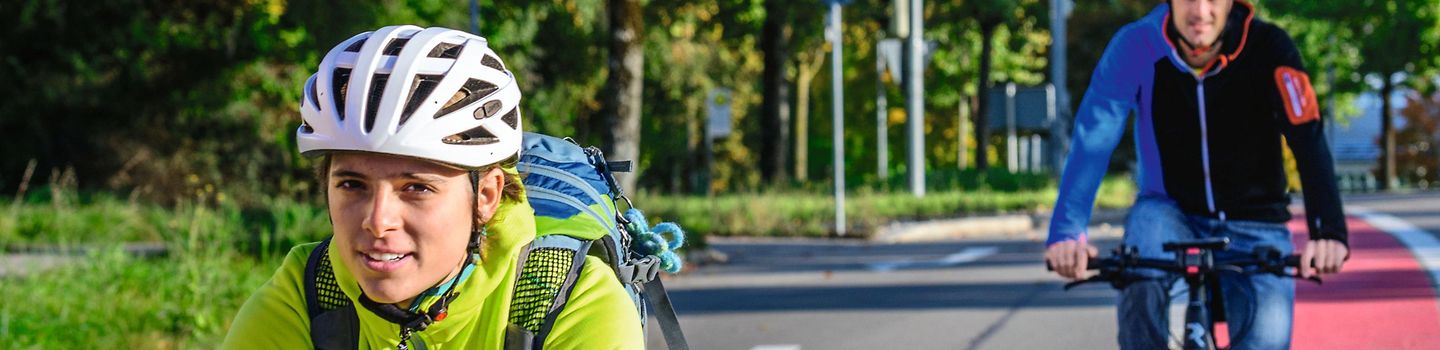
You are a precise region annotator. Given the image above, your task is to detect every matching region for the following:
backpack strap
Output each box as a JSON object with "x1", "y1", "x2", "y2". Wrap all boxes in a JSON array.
[
  {"x1": 644, "y1": 277, "x2": 691, "y2": 350},
  {"x1": 304, "y1": 237, "x2": 360, "y2": 350},
  {"x1": 505, "y1": 235, "x2": 592, "y2": 350}
]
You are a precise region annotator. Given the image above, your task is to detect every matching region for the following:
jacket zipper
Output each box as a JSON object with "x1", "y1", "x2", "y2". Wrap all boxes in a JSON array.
[{"x1": 1196, "y1": 80, "x2": 1222, "y2": 220}]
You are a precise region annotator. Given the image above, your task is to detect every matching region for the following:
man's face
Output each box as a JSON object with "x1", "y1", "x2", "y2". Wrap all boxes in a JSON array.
[{"x1": 1171, "y1": 0, "x2": 1233, "y2": 48}]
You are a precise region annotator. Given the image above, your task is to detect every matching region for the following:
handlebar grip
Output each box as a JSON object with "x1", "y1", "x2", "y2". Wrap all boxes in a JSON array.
[
  {"x1": 1045, "y1": 258, "x2": 1103, "y2": 271},
  {"x1": 1285, "y1": 255, "x2": 1302, "y2": 267}
]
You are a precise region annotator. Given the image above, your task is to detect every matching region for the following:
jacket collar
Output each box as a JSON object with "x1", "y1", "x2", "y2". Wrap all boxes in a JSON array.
[{"x1": 1161, "y1": 0, "x2": 1256, "y2": 76}]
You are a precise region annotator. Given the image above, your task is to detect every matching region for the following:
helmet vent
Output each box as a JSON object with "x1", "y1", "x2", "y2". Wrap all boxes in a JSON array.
[
  {"x1": 442, "y1": 125, "x2": 500, "y2": 145},
  {"x1": 381, "y1": 38, "x2": 409, "y2": 55},
  {"x1": 300, "y1": 122, "x2": 315, "y2": 134},
  {"x1": 434, "y1": 78, "x2": 497, "y2": 119},
  {"x1": 501, "y1": 109, "x2": 518, "y2": 129},
  {"x1": 343, "y1": 38, "x2": 367, "y2": 52},
  {"x1": 306, "y1": 78, "x2": 320, "y2": 110},
  {"x1": 400, "y1": 74, "x2": 444, "y2": 126},
  {"x1": 363, "y1": 74, "x2": 390, "y2": 133},
  {"x1": 331, "y1": 68, "x2": 352, "y2": 120},
  {"x1": 428, "y1": 43, "x2": 462, "y2": 59},
  {"x1": 481, "y1": 54, "x2": 504, "y2": 71}
]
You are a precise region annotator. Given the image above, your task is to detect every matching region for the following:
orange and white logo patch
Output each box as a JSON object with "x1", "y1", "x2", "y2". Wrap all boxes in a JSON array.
[{"x1": 1274, "y1": 66, "x2": 1319, "y2": 125}]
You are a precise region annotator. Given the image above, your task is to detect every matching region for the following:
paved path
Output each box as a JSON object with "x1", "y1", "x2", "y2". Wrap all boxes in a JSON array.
[{"x1": 646, "y1": 192, "x2": 1440, "y2": 349}]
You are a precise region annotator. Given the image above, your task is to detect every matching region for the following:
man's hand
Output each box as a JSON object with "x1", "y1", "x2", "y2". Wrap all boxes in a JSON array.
[
  {"x1": 1045, "y1": 240, "x2": 1098, "y2": 280},
  {"x1": 1298, "y1": 239, "x2": 1348, "y2": 278}
]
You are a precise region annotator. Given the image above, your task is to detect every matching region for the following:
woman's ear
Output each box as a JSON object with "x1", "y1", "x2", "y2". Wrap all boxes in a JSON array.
[{"x1": 474, "y1": 167, "x2": 506, "y2": 224}]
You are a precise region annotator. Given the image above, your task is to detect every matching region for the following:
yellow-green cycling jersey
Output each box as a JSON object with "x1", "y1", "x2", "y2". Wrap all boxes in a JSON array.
[{"x1": 220, "y1": 197, "x2": 643, "y2": 349}]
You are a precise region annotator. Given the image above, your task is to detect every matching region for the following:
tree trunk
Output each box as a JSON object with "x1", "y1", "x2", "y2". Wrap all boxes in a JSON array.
[
  {"x1": 761, "y1": 1, "x2": 792, "y2": 182},
  {"x1": 1381, "y1": 76, "x2": 1396, "y2": 190},
  {"x1": 794, "y1": 45, "x2": 829, "y2": 181},
  {"x1": 603, "y1": 0, "x2": 643, "y2": 193},
  {"x1": 973, "y1": 22, "x2": 998, "y2": 171}
]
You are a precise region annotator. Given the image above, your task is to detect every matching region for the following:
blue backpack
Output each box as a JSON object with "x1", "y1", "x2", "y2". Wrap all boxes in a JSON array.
[
  {"x1": 303, "y1": 132, "x2": 689, "y2": 350},
  {"x1": 507, "y1": 132, "x2": 690, "y2": 349}
]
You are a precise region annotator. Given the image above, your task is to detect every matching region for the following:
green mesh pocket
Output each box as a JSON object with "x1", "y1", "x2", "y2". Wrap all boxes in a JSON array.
[
  {"x1": 508, "y1": 247, "x2": 576, "y2": 332},
  {"x1": 315, "y1": 252, "x2": 351, "y2": 311}
]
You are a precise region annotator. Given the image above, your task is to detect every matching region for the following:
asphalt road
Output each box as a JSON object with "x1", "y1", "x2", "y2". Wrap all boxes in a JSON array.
[{"x1": 645, "y1": 191, "x2": 1440, "y2": 350}]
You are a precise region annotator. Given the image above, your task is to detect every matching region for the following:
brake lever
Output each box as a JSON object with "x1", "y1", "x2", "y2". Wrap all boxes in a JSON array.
[
  {"x1": 1063, "y1": 278, "x2": 1097, "y2": 291},
  {"x1": 1062, "y1": 271, "x2": 1118, "y2": 290},
  {"x1": 1217, "y1": 264, "x2": 1245, "y2": 274}
]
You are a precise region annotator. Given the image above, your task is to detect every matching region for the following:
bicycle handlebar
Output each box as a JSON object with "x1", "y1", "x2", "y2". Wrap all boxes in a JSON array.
[{"x1": 1047, "y1": 243, "x2": 1321, "y2": 290}]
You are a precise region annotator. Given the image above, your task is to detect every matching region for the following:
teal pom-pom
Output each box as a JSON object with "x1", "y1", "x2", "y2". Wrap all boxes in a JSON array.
[
  {"x1": 651, "y1": 222, "x2": 686, "y2": 250},
  {"x1": 658, "y1": 251, "x2": 683, "y2": 273}
]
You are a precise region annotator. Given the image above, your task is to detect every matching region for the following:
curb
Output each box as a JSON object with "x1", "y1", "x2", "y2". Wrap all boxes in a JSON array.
[{"x1": 871, "y1": 209, "x2": 1129, "y2": 243}]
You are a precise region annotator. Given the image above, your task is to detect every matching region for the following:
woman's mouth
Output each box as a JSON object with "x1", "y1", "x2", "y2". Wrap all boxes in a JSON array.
[{"x1": 361, "y1": 251, "x2": 412, "y2": 272}]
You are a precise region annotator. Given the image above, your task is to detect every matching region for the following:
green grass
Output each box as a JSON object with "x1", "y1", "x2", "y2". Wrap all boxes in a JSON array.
[
  {"x1": 0, "y1": 190, "x2": 327, "y2": 349},
  {"x1": 0, "y1": 246, "x2": 276, "y2": 348},
  {"x1": 635, "y1": 176, "x2": 1136, "y2": 238},
  {"x1": 1, "y1": 191, "x2": 331, "y2": 252}
]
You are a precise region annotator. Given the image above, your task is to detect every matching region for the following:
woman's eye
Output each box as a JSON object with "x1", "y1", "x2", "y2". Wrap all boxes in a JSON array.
[
  {"x1": 335, "y1": 180, "x2": 365, "y2": 190},
  {"x1": 404, "y1": 184, "x2": 436, "y2": 193}
]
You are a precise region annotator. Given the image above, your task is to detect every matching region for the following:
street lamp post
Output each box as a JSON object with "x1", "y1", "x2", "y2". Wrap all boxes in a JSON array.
[
  {"x1": 906, "y1": 0, "x2": 926, "y2": 197},
  {"x1": 828, "y1": 0, "x2": 848, "y2": 235}
]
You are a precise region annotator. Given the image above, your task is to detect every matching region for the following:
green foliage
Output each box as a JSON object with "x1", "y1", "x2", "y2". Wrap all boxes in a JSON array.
[
  {"x1": 0, "y1": 0, "x2": 1073, "y2": 201},
  {"x1": 2, "y1": 186, "x2": 330, "y2": 257},
  {"x1": 637, "y1": 175, "x2": 1135, "y2": 238}
]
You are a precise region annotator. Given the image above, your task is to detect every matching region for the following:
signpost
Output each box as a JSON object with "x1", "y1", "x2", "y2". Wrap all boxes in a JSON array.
[
  {"x1": 986, "y1": 83, "x2": 1059, "y2": 173},
  {"x1": 704, "y1": 88, "x2": 731, "y2": 197}
]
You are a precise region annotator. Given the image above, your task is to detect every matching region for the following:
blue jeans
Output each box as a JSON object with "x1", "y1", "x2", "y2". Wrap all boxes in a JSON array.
[{"x1": 1117, "y1": 196, "x2": 1294, "y2": 350}]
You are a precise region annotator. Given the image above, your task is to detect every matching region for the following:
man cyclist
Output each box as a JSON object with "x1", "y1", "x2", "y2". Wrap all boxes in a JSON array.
[
  {"x1": 1044, "y1": 1, "x2": 1349, "y2": 348},
  {"x1": 221, "y1": 25, "x2": 642, "y2": 349}
]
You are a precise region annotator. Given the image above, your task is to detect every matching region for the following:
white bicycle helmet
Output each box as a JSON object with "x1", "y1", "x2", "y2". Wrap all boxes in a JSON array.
[{"x1": 297, "y1": 25, "x2": 522, "y2": 168}]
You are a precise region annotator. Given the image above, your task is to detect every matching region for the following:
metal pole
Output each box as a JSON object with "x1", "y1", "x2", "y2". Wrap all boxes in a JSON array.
[
  {"x1": 1044, "y1": 83, "x2": 1056, "y2": 172},
  {"x1": 1049, "y1": 0, "x2": 1072, "y2": 173},
  {"x1": 959, "y1": 97, "x2": 968, "y2": 169},
  {"x1": 829, "y1": 2, "x2": 846, "y2": 236},
  {"x1": 1031, "y1": 134, "x2": 1043, "y2": 171},
  {"x1": 906, "y1": 0, "x2": 926, "y2": 197},
  {"x1": 704, "y1": 120, "x2": 714, "y2": 197},
  {"x1": 1006, "y1": 83, "x2": 1018, "y2": 173},
  {"x1": 877, "y1": 43, "x2": 889, "y2": 180}
]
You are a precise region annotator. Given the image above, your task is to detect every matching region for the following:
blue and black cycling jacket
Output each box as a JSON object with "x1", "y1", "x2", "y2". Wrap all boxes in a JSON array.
[{"x1": 1048, "y1": 2, "x2": 1348, "y2": 246}]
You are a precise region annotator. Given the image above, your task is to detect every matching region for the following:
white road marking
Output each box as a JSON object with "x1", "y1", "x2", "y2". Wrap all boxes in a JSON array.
[
  {"x1": 866, "y1": 246, "x2": 1000, "y2": 272},
  {"x1": 1352, "y1": 206, "x2": 1440, "y2": 292},
  {"x1": 751, "y1": 345, "x2": 801, "y2": 350}
]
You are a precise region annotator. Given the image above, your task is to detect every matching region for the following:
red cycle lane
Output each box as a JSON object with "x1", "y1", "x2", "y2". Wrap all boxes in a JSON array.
[{"x1": 1291, "y1": 216, "x2": 1440, "y2": 349}]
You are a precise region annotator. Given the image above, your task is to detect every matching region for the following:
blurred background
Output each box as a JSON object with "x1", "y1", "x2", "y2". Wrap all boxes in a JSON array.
[{"x1": 2, "y1": 0, "x2": 1438, "y2": 348}]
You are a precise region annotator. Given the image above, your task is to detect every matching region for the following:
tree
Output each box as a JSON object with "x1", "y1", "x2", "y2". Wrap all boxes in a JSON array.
[
  {"x1": 944, "y1": 0, "x2": 1036, "y2": 170},
  {"x1": 760, "y1": 0, "x2": 793, "y2": 182},
  {"x1": 1267, "y1": 0, "x2": 1440, "y2": 190},
  {"x1": 1394, "y1": 92, "x2": 1440, "y2": 187},
  {"x1": 602, "y1": 0, "x2": 646, "y2": 193}
]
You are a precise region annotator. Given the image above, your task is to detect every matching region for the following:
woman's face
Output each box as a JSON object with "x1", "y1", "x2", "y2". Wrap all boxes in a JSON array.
[{"x1": 326, "y1": 152, "x2": 503, "y2": 305}]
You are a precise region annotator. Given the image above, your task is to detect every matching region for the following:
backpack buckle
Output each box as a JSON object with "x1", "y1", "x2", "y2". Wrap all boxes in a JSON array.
[{"x1": 622, "y1": 256, "x2": 662, "y2": 284}]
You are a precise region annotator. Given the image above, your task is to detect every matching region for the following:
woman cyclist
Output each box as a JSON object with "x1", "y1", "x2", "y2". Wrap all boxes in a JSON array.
[{"x1": 221, "y1": 25, "x2": 642, "y2": 349}]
